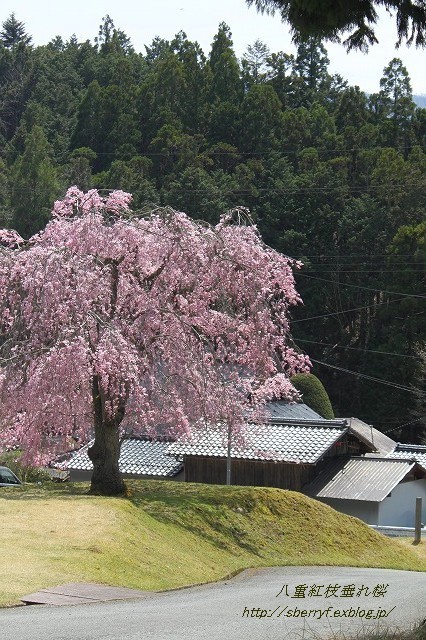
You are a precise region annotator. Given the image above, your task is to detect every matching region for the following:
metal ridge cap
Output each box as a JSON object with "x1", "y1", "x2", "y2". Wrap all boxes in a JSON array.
[
  {"x1": 395, "y1": 443, "x2": 426, "y2": 451},
  {"x1": 347, "y1": 455, "x2": 416, "y2": 464},
  {"x1": 267, "y1": 418, "x2": 348, "y2": 428}
]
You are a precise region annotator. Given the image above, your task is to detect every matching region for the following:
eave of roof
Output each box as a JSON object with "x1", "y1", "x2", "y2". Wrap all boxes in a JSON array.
[
  {"x1": 345, "y1": 418, "x2": 396, "y2": 456},
  {"x1": 265, "y1": 401, "x2": 325, "y2": 421},
  {"x1": 387, "y1": 443, "x2": 426, "y2": 470},
  {"x1": 167, "y1": 421, "x2": 348, "y2": 465},
  {"x1": 66, "y1": 437, "x2": 183, "y2": 477},
  {"x1": 304, "y1": 456, "x2": 421, "y2": 502}
]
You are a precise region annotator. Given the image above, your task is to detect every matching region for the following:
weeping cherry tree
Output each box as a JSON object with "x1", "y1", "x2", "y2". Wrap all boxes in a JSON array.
[{"x1": 0, "y1": 188, "x2": 310, "y2": 495}]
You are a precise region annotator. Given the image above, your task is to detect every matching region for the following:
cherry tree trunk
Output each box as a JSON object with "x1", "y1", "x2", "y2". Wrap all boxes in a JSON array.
[
  {"x1": 87, "y1": 376, "x2": 126, "y2": 496},
  {"x1": 88, "y1": 422, "x2": 125, "y2": 495}
]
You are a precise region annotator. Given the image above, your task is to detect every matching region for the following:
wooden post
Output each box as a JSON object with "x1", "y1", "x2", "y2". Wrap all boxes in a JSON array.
[
  {"x1": 414, "y1": 497, "x2": 422, "y2": 544},
  {"x1": 226, "y1": 421, "x2": 232, "y2": 486}
]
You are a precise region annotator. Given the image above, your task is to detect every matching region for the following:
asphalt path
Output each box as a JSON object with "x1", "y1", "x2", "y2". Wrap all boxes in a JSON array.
[{"x1": 1, "y1": 566, "x2": 426, "y2": 640}]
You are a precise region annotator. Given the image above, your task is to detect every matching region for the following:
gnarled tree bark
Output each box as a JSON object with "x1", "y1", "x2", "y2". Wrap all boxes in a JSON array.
[{"x1": 88, "y1": 374, "x2": 126, "y2": 495}]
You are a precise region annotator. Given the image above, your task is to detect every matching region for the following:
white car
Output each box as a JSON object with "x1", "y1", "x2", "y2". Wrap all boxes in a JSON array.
[{"x1": 0, "y1": 466, "x2": 22, "y2": 486}]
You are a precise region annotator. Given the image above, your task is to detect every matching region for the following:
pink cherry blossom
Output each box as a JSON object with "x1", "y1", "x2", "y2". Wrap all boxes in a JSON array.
[
  {"x1": 0, "y1": 229, "x2": 24, "y2": 247},
  {"x1": 0, "y1": 190, "x2": 310, "y2": 494}
]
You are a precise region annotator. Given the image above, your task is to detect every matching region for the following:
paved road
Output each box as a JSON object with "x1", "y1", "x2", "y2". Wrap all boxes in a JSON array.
[{"x1": 2, "y1": 567, "x2": 426, "y2": 640}]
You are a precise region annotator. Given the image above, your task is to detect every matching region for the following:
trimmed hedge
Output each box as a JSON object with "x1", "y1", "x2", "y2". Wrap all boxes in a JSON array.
[{"x1": 291, "y1": 373, "x2": 335, "y2": 419}]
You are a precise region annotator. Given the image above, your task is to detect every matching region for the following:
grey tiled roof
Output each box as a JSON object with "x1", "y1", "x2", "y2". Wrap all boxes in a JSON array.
[
  {"x1": 167, "y1": 421, "x2": 348, "y2": 464},
  {"x1": 346, "y1": 418, "x2": 397, "y2": 456},
  {"x1": 266, "y1": 402, "x2": 325, "y2": 421},
  {"x1": 66, "y1": 438, "x2": 183, "y2": 477},
  {"x1": 388, "y1": 444, "x2": 426, "y2": 470},
  {"x1": 304, "y1": 457, "x2": 418, "y2": 502}
]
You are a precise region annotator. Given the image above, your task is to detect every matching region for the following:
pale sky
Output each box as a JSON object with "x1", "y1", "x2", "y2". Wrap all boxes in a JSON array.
[{"x1": 2, "y1": 0, "x2": 425, "y2": 95}]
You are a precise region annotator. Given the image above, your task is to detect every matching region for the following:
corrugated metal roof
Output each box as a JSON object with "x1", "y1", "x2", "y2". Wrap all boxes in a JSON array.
[
  {"x1": 304, "y1": 457, "x2": 416, "y2": 502},
  {"x1": 266, "y1": 402, "x2": 325, "y2": 421},
  {"x1": 346, "y1": 418, "x2": 396, "y2": 456},
  {"x1": 388, "y1": 444, "x2": 426, "y2": 470},
  {"x1": 167, "y1": 422, "x2": 347, "y2": 464},
  {"x1": 66, "y1": 438, "x2": 183, "y2": 477}
]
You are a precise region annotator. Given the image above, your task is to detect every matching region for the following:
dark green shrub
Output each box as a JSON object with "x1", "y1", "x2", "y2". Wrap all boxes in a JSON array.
[{"x1": 291, "y1": 373, "x2": 335, "y2": 419}]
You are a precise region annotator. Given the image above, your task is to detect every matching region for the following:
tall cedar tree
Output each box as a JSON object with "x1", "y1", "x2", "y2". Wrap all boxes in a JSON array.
[{"x1": 0, "y1": 13, "x2": 32, "y2": 49}]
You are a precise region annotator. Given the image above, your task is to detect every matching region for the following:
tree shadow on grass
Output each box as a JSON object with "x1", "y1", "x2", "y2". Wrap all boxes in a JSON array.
[{"x1": 127, "y1": 481, "x2": 265, "y2": 556}]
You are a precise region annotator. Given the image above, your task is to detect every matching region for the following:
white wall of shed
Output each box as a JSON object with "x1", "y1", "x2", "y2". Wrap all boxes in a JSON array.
[
  {"x1": 378, "y1": 479, "x2": 426, "y2": 527},
  {"x1": 317, "y1": 498, "x2": 379, "y2": 524}
]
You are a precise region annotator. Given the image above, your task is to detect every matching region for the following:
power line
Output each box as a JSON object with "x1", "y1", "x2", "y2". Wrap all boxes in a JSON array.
[
  {"x1": 291, "y1": 296, "x2": 407, "y2": 323},
  {"x1": 296, "y1": 259, "x2": 422, "y2": 263},
  {"x1": 383, "y1": 414, "x2": 426, "y2": 435},
  {"x1": 294, "y1": 337, "x2": 423, "y2": 359},
  {"x1": 296, "y1": 272, "x2": 426, "y2": 299},
  {"x1": 305, "y1": 262, "x2": 423, "y2": 265},
  {"x1": 292, "y1": 254, "x2": 423, "y2": 258},
  {"x1": 301, "y1": 269, "x2": 425, "y2": 274},
  {"x1": 5, "y1": 182, "x2": 426, "y2": 198},
  {"x1": 68, "y1": 145, "x2": 426, "y2": 156},
  {"x1": 154, "y1": 185, "x2": 426, "y2": 194},
  {"x1": 309, "y1": 358, "x2": 426, "y2": 396}
]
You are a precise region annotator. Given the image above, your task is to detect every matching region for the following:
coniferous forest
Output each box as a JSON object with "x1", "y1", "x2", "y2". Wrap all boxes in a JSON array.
[{"x1": 0, "y1": 14, "x2": 425, "y2": 441}]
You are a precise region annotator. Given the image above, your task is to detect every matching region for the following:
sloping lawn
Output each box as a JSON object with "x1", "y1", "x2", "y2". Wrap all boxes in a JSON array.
[{"x1": 1, "y1": 480, "x2": 425, "y2": 607}]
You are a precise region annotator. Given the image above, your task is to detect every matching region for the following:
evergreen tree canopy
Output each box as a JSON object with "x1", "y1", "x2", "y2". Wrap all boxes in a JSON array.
[
  {"x1": 95, "y1": 15, "x2": 133, "y2": 55},
  {"x1": 0, "y1": 16, "x2": 423, "y2": 439},
  {"x1": 246, "y1": 0, "x2": 426, "y2": 50},
  {"x1": 11, "y1": 125, "x2": 59, "y2": 237},
  {"x1": 0, "y1": 13, "x2": 31, "y2": 49},
  {"x1": 242, "y1": 39, "x2": 270, "y2": 86},
  {"x1": 209, "y1": 23, "x2": 242, "y2": 104},
  {"x1": 378, "y1": 58, "x2": 416, "y2": 147}
]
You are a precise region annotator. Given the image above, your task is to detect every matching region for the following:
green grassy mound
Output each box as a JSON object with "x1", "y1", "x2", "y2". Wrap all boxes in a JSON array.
[{"x1": 1, "y1": 480, "x2": 424, "y2": 607}]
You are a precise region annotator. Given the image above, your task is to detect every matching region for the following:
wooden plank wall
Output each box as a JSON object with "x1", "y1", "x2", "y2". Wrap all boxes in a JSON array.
[
  {"x1": 183, "y1": 456, "x2": 315, "y2": 490},
  {"x1": 183, "y1": 434, "x2": 368, "y2": 490}
]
